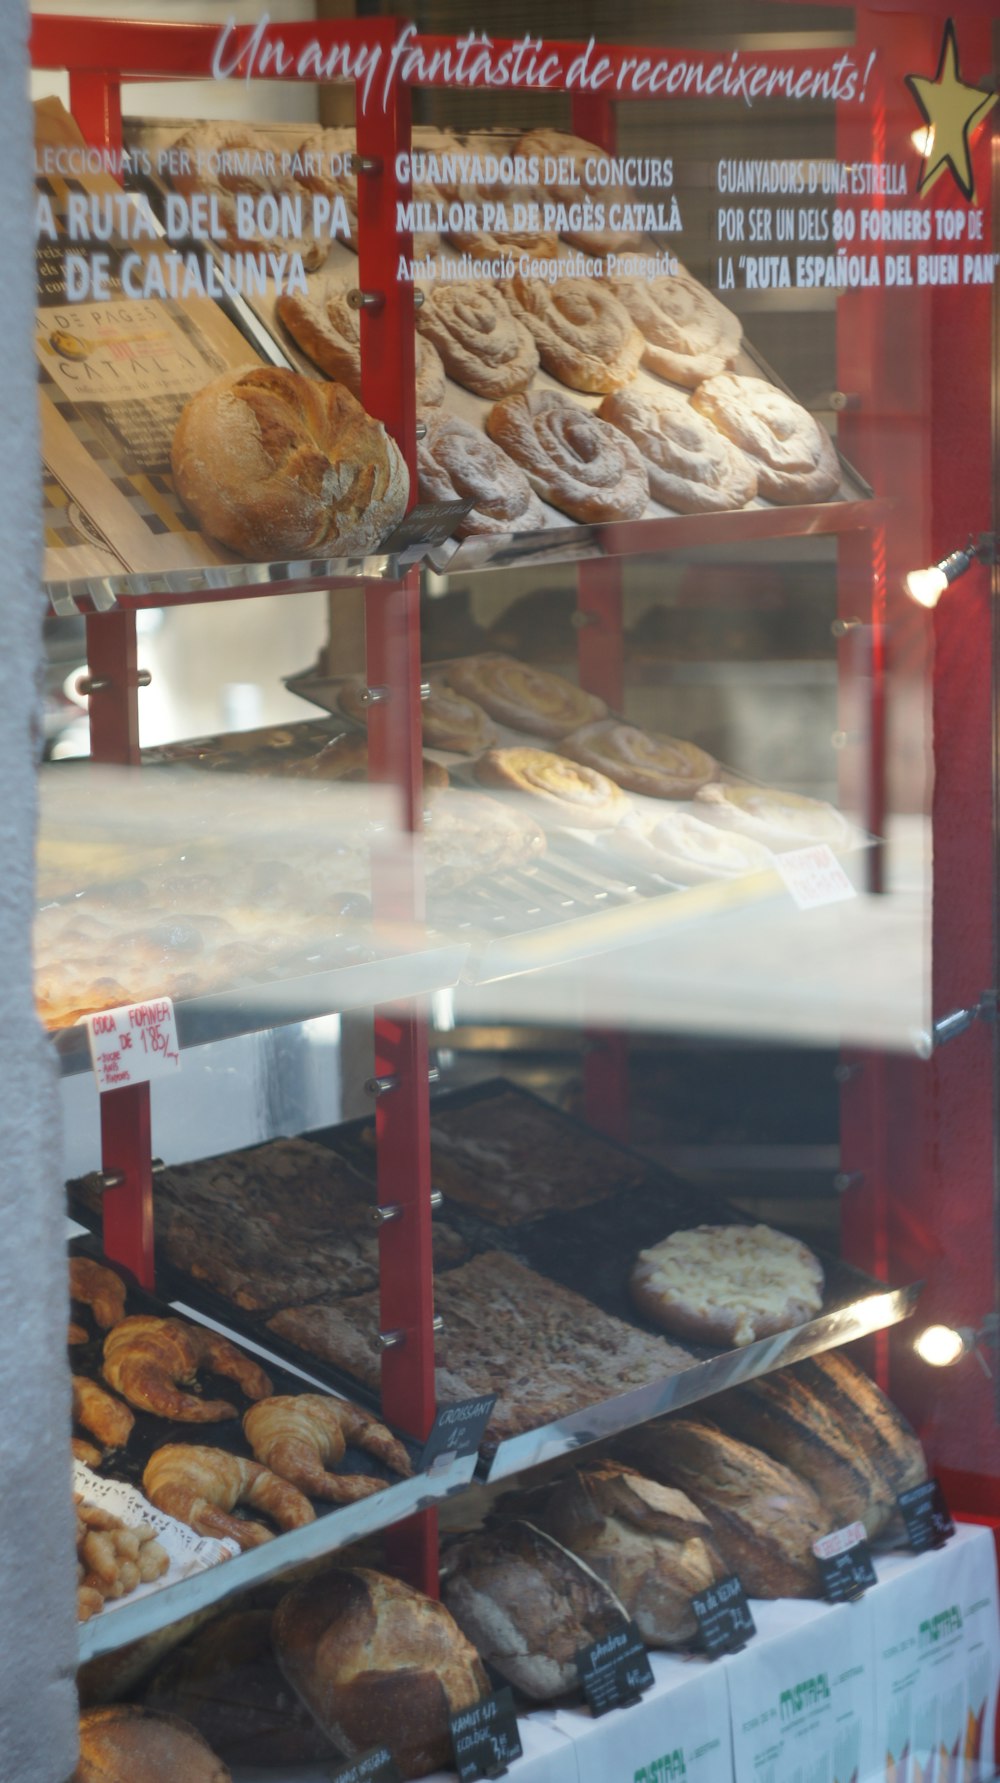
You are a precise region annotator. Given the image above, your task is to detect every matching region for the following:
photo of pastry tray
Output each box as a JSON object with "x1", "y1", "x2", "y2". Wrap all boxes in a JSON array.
[
  {"x1": 68, "y1": 1236, "x2": 478, "y2": 1662},
  {"x1": 75, "y1": 1081, "x2": 919, "y2": 1489}
]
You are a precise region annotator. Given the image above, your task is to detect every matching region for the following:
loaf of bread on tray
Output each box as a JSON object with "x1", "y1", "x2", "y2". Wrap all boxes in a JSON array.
[
  {"x1": 542, "y1": 1461, "x2": 722, "y2": 1647},
  {"x1": 442, "y1": 1518, "x2": 629, "y2": 1700},
  {"x1": 795, "y1": 1351, "x2": 927, "y2": 1499},
  {"x1": 272, "y1": 1566, "x2": 487, "y2": 1780},
  {"x1": 75, "y1": 1706, "x2": 231, "y2": 1783},
  {"x1": 616, "y1": 1419, "x2": 826, "y2": 1597}
]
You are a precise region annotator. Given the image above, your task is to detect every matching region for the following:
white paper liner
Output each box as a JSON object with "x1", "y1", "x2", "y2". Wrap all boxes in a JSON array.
[{"x1": 74, "y1": 1460, "x2": 238, "y2": 1615}]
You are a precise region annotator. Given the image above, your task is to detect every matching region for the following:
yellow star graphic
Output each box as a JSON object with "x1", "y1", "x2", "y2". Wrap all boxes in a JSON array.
[{"x1": 906, "y1": 19, "x2": 997, "y2": 202}]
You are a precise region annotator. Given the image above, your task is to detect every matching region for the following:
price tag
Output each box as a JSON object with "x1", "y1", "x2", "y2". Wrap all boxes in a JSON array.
[
  {"x1": 775, "y1": 844, "x2": 856, "y2": 910},
  {"x1": 450, "y1": 1688, "x2": 522, "y2": 1782},
  {"x1": 84, "y1": 998, "x2": 180, "y2": 1091},
  {"x1": 382, "y1": 498, "x2": 474, "y2": 553},
  {"x1": 814, "y1": 1521, "x2": 877, "y2": 1602},
  {"x1": 326, "y1": 1746, "x2": 401, "y2": 1783},
  {"x1": 576, "y1": 1620, "x2": 655, "y2": 1718},
  {"x1": 690, "y1": 1574, "x2": 757, "y2": 1658},
  {"x1": 898, "y1": 1478, "x2": 956, "y2": 1553},
  {"x1": 420, "y1": 1396, "x2": 497, "y2": 1473}
]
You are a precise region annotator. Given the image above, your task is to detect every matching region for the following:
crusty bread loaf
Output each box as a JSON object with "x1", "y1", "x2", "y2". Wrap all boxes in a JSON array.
[
  {"x1": 171, "y1": 367, "x2": 408, "y2": 560},
  {"x1": 75, "y1": 1706, "x2": 231, "y2": 1782},
  {"x1": 441, "y1": 1519, "x2": 629, "y2": 1701},
  {"x1": 617, "y1": 1419, "x2": 826, "y2": 1598},
  {"x1": 794, "y1": 1352, "x2": 927, "y2": 1498},
  {"x1": 711, "y1": 1371, "x2": 895, "y2": 1538},
  {"x1": 272, "y1": 1567, "x2": 487, "y2": 1779},
  {"x1": 543, "y1": 1462, "x2": 721, "y2": 1648}
]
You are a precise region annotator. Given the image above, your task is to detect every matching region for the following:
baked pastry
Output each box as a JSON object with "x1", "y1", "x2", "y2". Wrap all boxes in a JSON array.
[
  {"x1": 72, "y1": 1376, "x2": 134, "y2": 1451},
  {"x1": 794, "y1": 1352, "x2": 927, "y2": 1502},
  {"x1": 562, "y1": 718, "x2": 716, "y2": 799},
  {"x1": 610, "y1": 270, "x2": 742, "y2": 387},
  {"x1": 169, "y1": 123, "x2": 325, "y2": 270},
  {"x1": 618, "y1": 1419, "x2": 826, "y2": 1598},
  {"x1": 267, "y1": 1251, "x2": 691, "y2": 1445},
  {"x1": 501, "y1": 274, "x2": 644, "y2": 394},
  {"x1": 283, "y1": 726, "x2": 450, "y2": 790},
  {"x1": 486, "y1": 389, "x2": 649, "y2": 524},
  {"x1": 711, "y1": 1370, "x2": 895, "y2": 1539},
  {"x1": 422, "y1": 790, "x2": 547, "y2": 892},
  {"x1": 144, "y1": 1609, "x2": 334, "y2": 1767},
  {"x1": 243, "y1": 1393, "x2": 412, "y2": 1500},
  {"x1": 416, "y1": 412, "x2": 547, "y2": 539},
  {"x1": 691, "y1": 374, "x2": 841, "y2": 504},
  {"x1": 441, "y1": 1520, "x2": 629, "y2": 1700},
  {"x1": 475, "y1": 745, "x2": 631, "y2": 830},
  {"x1": 272, "y1": 1567, "x2": 488, "y2": 1779},
  {"x1": 598, "y1": 386, "x2": 757, "y2": 514},
  {"x1": 696, "y1": 782, "x2": 853, "y2": 851},
  {"x1": 171, "y1": 368, "x2": 409, "y2": 560},
  {"x1": 438, "y1": 134, "x2": 558, "y2": 261},
  {"x1": 629, "y1": 1224, "x2": 824, "y2": 1346},
  {"x1": 278, "y1": 275, "x2": 446, "y2": 406},
  {"x1": 443, "y1": 654, "x2": 606, "y2": 739},
  {"x1": 75, "y1": 1500, "x2": 168, "y2": 1621},
  {"x1": 143, "y1": 1444, "x2": 315, "y2": 1549},
  {"x1": 543, "y1": 1463, "x2": 721, "y2": 1648},
  {"x1": 416, "y1": 284, "x2": 538, "y2": 399},
  {"x1": 419, "y1": 676, "x2": 497, "y2": 754},
  {"x1": 609, "y1": 810, "x2": 775, "y2": 884},
  {"x1": 69, "y1": 1257, "x2": 127, "y2": 1330},
  {"x1": 103, "y1": 1315, "x2": 272, "y2": 1420},
  {"x1": 519, "y1": 128, "x2": 643, "y2": 255},
  {"x1": 75, "y1": 1706, "x2": 231, "y2": 1782}
]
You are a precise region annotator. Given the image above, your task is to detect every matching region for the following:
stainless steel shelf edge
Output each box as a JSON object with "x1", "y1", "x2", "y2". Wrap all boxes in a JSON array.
[
  {"x1": 54, "y1": 943, "x2": 470, "y2": 1077},
  {"x1": 77, "y1": 1455, "x2": 478, "y2": 1663},
  {"x1": 480, "y1": 1282, "x2": 921, "y2": 1482}
]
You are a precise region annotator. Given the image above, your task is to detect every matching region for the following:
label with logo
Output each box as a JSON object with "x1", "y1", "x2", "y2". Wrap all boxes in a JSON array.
[
  {"x1": 691, "y1": 1573, "x2": 757, "y2": 1657},
  {"x1": 85, "y1": 997, "x2": 180, "y2": 1090},
  {"x1": 449, "y1": 1689, "x2": 522, "y2": 1782},
  {"x1": 576, "y1": 1620, "x2": 655, "y2": 1717},
  {"x1": 419, "y1": 1395, "x2": 497, "y2": 1472},
  {"x1": 814, "y1": 1521, "x2": 877, "y2": 1601},
  {"x1": 898, "y1": 1478, "x2": 956, "y2": 1553}
]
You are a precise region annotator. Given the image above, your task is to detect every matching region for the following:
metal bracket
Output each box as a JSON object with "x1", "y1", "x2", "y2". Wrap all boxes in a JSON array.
[
  {"x1": 922, "y1": 989, "x2": 998, "y2": 1054},
  {"x1": 347, "y1": 153, "x2": 382, "y2": 175},
  {"x1": 372, "y1": 1190, "x2": 443, "y2": 1227},
  {"x1": 378, "y1": 1314, "x2": 444, "y2": 1351},
  {"x1": 347, "y1": 288, "x2": 383, "y2": 312},
  {"x1": 91, "y1": 1169, "x2": 125, "y2": 1192},
  {"x1": 365, "y1": 1066, "x2": 440, "y2": 1096},
  {"x1": 831, "y1": 618, "x2": 864, "y2": 638},
  {"x1": 833, "y1": 1171, "x2": 864, "y2": 1194}
]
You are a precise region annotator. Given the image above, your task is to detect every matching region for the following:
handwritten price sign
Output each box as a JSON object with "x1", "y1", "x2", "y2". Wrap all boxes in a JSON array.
[
  {"x1": 775, "y1": 843, "x2": 856, "y2": 910},
  {"x1": 84, "y1": 998, "x2": 181, "y2": 1091}
]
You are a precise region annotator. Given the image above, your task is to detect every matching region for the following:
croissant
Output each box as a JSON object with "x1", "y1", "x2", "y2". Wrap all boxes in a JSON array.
[
  {"x1": 72, "y1": 1437, "x2": 103, "y2": 1469},
  {"x1": 243, "y1": 1394, "x2": 412, "y2": 1502},
  {"x1": 143, "y1": 1444, "x2": 314, "y2": 1549},
  {"x1": 72, "y1": 1375, "x2": 135, "y2": 1451},
  {"x1": 69, "y1": 1257, "x2": 127, "y2": 1330},
  {"x1": 69, "y1": 1323, "x2": 88, "y2": 1346},
  {"x1": 103, "y1": 1316, "x2": 272, "y2": 1421}
]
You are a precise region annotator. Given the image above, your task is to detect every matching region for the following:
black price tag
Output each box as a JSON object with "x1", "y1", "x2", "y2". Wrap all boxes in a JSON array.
[
  {"x1": 326, "y1": 1746, "x2": 401, "y2": 1783},
  {"x1": 382, "y1": 499, "x2": 474, "y2": 552},
  {"x1": 576, "y1": 1619, "x2": 655, "y2": 1718},
  {"x1": 898, "y1": 1479, "x2": 956, "y2": 1553},
  {"x1": 690, "y1": 1574, "x2": 757, "y2": 1658},
  {"x1": 450, "y1": 1687, "x2": 523, "y2": 1782},
  {"x1": 420, "y1": 1396, "x2": 497, "y2": 1472},
  {"x1": 814, "y1": 1523, "x2": 878, "y2": 1603}
]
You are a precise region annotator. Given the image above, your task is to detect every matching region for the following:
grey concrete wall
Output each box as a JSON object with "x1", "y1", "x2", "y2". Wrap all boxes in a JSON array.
[{"x1": 0, "y1": 7, "x2": 79, "y2": 1780}]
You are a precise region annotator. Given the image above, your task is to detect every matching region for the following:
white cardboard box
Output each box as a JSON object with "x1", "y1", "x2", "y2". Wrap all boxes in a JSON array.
[
  {"x1": 725, "y1": 1593, "x2": 877, "y2": 1783},
  {"x1": 537, "y1": 1648, "x2": 733, "y2": 1783}
]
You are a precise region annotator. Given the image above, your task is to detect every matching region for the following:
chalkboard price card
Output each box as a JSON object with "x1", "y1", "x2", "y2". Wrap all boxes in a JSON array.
[
  {"x1": 576, "y1": 1620, "x2": 655, "y2": 1718},
  {"x1": 420, "y1": 1396, "x2": 497, "y2": 1472},
  {"x1": 898, "y1": 1479, "x2": 956, "y2": 1553},
  {"x1": 450, "y1": 1688, "x2": 523, "y2": 1782},
  {"x1": 813, "y1": 1522, "x2": 878, "y2": 1603},
  {"x1": 690, "y1": 1574, "x2": 757, "y2": 1658},
  {"x1": 326, "y1": 1746, "x2": 401, "y2": 1783}
]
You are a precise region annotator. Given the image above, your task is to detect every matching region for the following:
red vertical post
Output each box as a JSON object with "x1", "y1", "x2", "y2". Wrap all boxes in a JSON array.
[{"x1": 358, "y1": 44, "x2": 437, "y2": 1594}]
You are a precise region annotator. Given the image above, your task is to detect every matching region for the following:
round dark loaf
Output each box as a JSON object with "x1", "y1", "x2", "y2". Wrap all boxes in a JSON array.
[{"x1": 75, "y1": 1706, "x2": 231, "y2": 1783}]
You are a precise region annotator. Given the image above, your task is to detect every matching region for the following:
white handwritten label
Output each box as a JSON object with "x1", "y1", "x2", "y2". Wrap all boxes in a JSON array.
[
  {"x1": 775, "y1": 844, "x2": 856, "y2": 910},
  {"x1": 84, "y1": 998, "x2": 181, "y2": 1090}
]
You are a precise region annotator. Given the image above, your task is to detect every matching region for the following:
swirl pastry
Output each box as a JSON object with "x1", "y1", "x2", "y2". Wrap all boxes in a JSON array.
[
  {"x1": 424, "y1": 790, "x2": 547, "y2": 890},
  {"x1": 420, "y1": 677, "x2": 498, "y2": 754},
  {"x1": 562, "y1": 718, "x2": 716, "y2": 799},
  {"x1": 417, "y1": 411, "x2": 546, "y2": 539},
  {"x1": 486, "y1": 389, "x2": 649, "y2": 524},
  {"x1": 444, "y1": 654, "x2": 606, "y2": 740},
  {"x1": 598, "y1": 386, "x2": 757, "y2": 515},
  {"x1": 170, "y1": 368, "x2": 408, "y2": 559},
  {"x1": 501, "y1": 275, "x2": 644, "y2": 395},
  {"x1": 438, "y1": 133, "x2": 558, "y2": 262},
  {"x1": 610, "y1": 811, "x2": 775, "y2": 884},
  {"x1": 278, "y1": 275, "x2": 445, "y2": 407},
  {"x1": 475, "y1": 746, "x2": 631, "y2": 830},
  {"x1": 294, "y1": 125, "x2": 451, "y2": 258},
  {"x1": 282, "y1": 726, "x2": 450, "y2": 789},
  {"x1": 170, "y1": 124, "x2": 327, "y2": 270},
  {"x1": 519, "y1": 128, "x2": 643, "y2": 256},
  {"x1": 696, "y1": 782, "x2": 853, "y2": 851},
  {"x1": 610, "y1": 270, "x2": 742, "y2": 387},
  {"x1": 691, "y1": 375, "x2": 841, "y2": 505},
  {"x1": 417, "y1": 284, "x2": 538, "y2": 399}
]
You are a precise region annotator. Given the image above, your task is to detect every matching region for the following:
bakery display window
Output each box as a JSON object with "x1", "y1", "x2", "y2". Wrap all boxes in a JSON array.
[{"x1": 26, "y1": 0, "x2": 1000, "y2": 1778}]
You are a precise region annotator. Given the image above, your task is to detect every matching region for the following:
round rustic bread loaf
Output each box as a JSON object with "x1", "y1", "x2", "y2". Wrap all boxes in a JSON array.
[
  {"x1": 75, "y1": 1706, "x2": 231, "y2": 1782},
  {"x1": 170, "y1": 366, "x2": 408, "y2": 560},
  {"x1": 272, "y1": 1566, "x2": 487, "y2": 1779}
]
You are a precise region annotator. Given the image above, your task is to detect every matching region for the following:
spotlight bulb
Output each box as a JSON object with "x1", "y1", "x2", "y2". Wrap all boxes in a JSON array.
[
  {"x1": 905, "y1": 566, "x2": 949, "y2": 608},
  {"x1": 914, "y1": 1323, "x2": 972, "y2": 1367}
]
